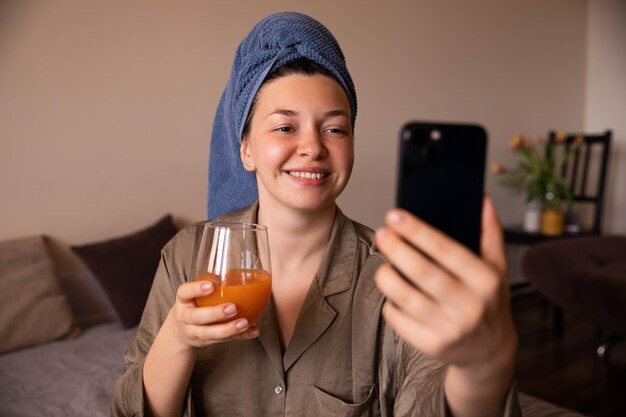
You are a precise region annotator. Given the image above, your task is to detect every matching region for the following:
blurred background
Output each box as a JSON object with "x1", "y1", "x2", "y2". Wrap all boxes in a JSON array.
[{"x1": 1, "y1": 1, "x2": 624, "y2": 272}]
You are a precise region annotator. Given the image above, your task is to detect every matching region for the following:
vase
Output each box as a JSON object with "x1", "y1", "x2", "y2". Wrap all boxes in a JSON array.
[
  {"x1": 523, "y1": 200, "x2": 542, "y2": 233},
  {"x1": 541, "y1": 209, "x2": 564, "y2": 236}
]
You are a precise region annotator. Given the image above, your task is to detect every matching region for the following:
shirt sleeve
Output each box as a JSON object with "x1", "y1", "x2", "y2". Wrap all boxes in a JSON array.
[
  {"x1": 381, "y1": 323, "x2": 522, "y2": 417},
  {"x1": 110, "y1": 227, "x2": 198, "y2": 417}
]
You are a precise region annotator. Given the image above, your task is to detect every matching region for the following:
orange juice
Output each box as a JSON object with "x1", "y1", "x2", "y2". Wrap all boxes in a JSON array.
[{"x1": 195, "y1": 269, "x2": 271, "y2": 324}]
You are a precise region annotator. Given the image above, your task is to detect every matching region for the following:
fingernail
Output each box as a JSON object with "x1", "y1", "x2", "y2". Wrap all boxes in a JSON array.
[
  {"x1": 375, "y1": 228, "x2": 388, "y2": 243},
  {"x1": 388, "y1": 210, "x2": 404, "y2": 224},
  {"x1": 249, "y1": 329, "x2": 260, "y2": 337},
  {"x1": 235, "y1": 319, "x2": 249, "y2": 330},
  {"x1": 200, "y1": 282, "x2": 213, "y2": 292},
  {"x1": 223, "y1": 304, "x2": 237, "y2": 316}
]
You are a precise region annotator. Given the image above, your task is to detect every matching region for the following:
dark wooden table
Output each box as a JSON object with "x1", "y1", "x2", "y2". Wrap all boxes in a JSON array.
[{"x1": 503, "y1": 225, "x2": 596, "y2": 245}]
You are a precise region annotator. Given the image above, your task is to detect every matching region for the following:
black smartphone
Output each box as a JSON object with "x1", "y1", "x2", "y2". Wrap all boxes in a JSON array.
[{"x1": 396, "y1": 121, "x2": 487, "y2": 254}]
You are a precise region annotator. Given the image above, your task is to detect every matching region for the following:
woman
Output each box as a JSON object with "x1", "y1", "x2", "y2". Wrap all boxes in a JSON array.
[{"x1": 112, "y1": 12, "x2": 519, "y2": 417}]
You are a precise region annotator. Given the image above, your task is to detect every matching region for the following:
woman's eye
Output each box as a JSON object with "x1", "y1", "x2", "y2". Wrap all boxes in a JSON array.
[
  {"x1": 274, "y1": 126, "x2": 294, "y2": 133},
  {"x1": 324, "y1": 127, "x2": 348, "y2": 135}
]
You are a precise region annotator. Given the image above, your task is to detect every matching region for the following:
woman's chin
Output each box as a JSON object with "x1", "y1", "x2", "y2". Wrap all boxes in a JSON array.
[{"x1": 280, "y1": 196, "x2": 337, "y2": 214}]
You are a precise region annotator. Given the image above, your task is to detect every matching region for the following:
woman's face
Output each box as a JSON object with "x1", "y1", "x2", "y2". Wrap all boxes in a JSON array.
[{"x1": 241, "y1": 73, "x2": 354, "y2": 214}]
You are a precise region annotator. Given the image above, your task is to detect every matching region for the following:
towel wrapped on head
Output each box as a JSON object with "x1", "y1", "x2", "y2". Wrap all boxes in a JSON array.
[{"x1": 208, "y1": 11, "x2": 357, "y2": 219}]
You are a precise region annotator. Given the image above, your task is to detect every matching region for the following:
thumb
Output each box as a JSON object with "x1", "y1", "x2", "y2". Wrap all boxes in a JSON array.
[{"x1": 480, "y1": 194, "x2": 507, "y2": 278}]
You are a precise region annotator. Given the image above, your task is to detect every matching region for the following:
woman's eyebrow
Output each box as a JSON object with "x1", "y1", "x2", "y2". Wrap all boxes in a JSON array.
[
  {"x1": 267, "y1": 109, "x2": 297, "y2": 118},
  {"x1": 266, "y1": 109, "x2": 349, "y2": 119},
  {"x1": 324, "y1": 109, "x2": 350, "y2": 118}
]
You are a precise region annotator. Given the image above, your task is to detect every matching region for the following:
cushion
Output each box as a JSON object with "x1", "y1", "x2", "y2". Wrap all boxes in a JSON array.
[
  {"x1": 0, "y1": 235, "x2": 78, "y2": 353},
  {"x1": 57, "y1": 268, "x2": 117, "y2": 328},
  {"x1": 71, "y1": 214, "x2": 178, "y2": 328}
]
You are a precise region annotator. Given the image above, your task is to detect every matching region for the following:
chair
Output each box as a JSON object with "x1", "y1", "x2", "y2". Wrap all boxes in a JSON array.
[{"x1": 504, "y1": 129, "x2": 612, "y2": 244}]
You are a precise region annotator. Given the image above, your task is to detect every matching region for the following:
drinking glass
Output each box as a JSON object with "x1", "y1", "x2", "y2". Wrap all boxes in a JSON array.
[{"x1": 194, "y1": 222, "x2": 271, "y2": 325}]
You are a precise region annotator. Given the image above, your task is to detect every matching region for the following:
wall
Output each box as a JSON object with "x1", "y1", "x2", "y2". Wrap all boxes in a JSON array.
[
  {"x1": 1, "y1": 1, "x2": 589, "y2": 255},
  {"x1": 585, "y1": 0, "x2": 626, "y2": 235}
]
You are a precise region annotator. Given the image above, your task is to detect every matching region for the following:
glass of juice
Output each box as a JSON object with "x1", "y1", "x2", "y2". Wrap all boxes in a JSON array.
[{"x1": 194, "y1": 222, "x2": 271, "y2": 325}]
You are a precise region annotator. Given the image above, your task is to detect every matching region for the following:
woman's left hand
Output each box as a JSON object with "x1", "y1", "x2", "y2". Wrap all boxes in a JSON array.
[{"x1": 374, "y1": 195, "x2": 517, "y2": 391}]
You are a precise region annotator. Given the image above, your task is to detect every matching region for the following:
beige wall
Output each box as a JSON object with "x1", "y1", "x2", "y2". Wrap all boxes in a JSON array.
[
  {"x1": 1, "y1": 0, "x2": 593, "y2": 253},
  {"x1": 585, "y1": 0, "x2": 626, "y2": 234}
]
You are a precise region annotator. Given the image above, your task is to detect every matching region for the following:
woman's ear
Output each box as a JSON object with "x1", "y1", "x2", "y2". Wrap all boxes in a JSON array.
[{"x1": 240, "y1": 138, "x2": 255, "y2": 171}]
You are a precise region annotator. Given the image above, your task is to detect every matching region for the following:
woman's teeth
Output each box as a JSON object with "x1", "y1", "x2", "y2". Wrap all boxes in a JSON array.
[{"x1": 288, "y1": 171, "x2": 326, "y2": 179}]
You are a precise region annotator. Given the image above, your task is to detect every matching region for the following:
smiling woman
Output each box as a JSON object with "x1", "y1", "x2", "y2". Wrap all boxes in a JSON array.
[{"x1": 112, "y1": 12, "x2": 520, "y2": 417}]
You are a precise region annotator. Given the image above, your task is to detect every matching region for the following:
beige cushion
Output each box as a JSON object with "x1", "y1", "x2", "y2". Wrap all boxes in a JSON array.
[{"x1": 0, "y1": 236, "x2": 78, "y2": 353}]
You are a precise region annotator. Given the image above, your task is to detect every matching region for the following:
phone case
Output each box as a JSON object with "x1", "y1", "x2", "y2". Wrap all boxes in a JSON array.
[{"x1": 396, "y1": 121, "x2": 487, "y2": 254}]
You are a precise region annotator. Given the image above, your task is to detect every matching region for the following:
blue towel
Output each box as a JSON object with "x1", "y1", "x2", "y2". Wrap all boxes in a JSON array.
[{"x1": 207, "y1": 11, "x2": 357, "y2": 219}]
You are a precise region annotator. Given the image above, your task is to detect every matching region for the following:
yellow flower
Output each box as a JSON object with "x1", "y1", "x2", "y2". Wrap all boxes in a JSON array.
[
  {"x1": 509, "y1": 134, "x2": 524, "y2": 150},
  {"x1": 491, "y1": 164, "x2": 506, "y2": 174},
  {"x1": 491, "y1": 163, "x2": 506, "y2": 174},
  {"x1": 509, "y1": 134, "x2": 533, "y2": 151},
  {"x1": 554, "y1": 131, "x2": 567, "y2": 143}
]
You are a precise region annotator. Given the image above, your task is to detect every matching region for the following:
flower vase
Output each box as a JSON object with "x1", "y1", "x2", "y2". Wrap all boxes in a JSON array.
[
  {"x1": 523, "y1": 200, "x2": 542, "y2": 233},
  {"x1": 541, "y1": 209, "x2": 564, "y2": 236}
]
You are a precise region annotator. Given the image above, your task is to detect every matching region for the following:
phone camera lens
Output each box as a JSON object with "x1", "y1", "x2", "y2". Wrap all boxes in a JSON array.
[{"x1": 430, "y1": 130, "x2": 441, "y2": 141}]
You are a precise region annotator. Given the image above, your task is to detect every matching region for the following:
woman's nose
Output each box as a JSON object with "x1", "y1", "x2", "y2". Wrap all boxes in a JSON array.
[{"x1": 297, "y1": 130, "x2": 327, "y2": 159}]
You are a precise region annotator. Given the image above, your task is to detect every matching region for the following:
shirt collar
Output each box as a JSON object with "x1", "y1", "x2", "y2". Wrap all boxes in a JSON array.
[{"x1": 219, "y1": 201, "x2": 357, "y2": 297}]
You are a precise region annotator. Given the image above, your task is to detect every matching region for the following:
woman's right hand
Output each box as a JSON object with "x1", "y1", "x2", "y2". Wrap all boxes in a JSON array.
[
  {"x1": 143, "y1": 280, "x2": 259, "y2": 416},
  {"x1": 165, "y1": 280, "x2": 260, "y2": 349}
]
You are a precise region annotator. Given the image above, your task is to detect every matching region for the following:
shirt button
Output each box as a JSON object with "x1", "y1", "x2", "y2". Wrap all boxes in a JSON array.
[{"x1": 274, "y1": 386, "x2": 283, "y2": 395}]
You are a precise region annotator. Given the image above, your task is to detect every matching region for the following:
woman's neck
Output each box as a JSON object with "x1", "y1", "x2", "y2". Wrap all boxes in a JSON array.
[
  {"x1": 257, "y1": 201, "x2": 336, "y2": 271},
  {"x1": 256, "y1": 200, "x2": 336, "y2": 350}
]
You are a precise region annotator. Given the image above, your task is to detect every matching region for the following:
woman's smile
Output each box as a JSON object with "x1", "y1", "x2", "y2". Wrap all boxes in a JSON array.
[{"x1": 285, "y1": 167, "x2": 330, "y2": 184}]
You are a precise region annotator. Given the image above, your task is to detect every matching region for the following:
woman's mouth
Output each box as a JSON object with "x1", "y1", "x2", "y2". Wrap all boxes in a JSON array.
[{"x1": 287, "y1": 171, "x2": 329, "y2": 180}]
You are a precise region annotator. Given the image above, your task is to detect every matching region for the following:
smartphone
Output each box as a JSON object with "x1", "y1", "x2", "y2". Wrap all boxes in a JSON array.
[{"x1": 396, "y1": 121, "x2": 487, "y2": 254}]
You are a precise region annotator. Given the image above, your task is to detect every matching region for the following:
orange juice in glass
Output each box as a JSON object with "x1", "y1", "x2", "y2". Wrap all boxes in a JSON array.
[{"x1": 194, "y1": 222, "x2": 271, "y2": 325}]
